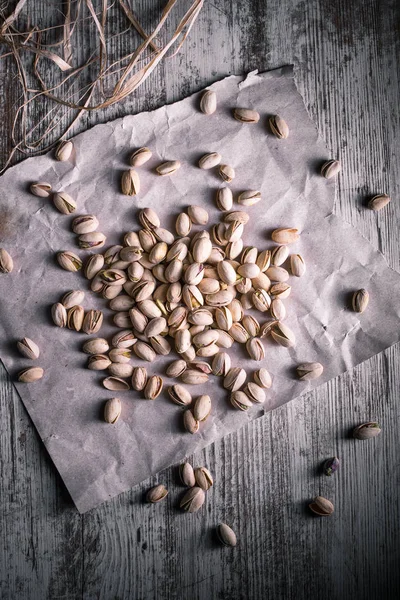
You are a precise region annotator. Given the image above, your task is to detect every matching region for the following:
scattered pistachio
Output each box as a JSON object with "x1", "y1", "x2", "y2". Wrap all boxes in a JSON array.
[
  {"x1": 104, "y1": 398, "x2": 121, "y2": 424},
  {"x1": 321, "y1": 159, "x2": 341, "y2": 179},
  {"x1": 323, "y1": 457, "x2": 340, "y2": 476},
  {"x1": 147, "y1": 484, "x2": 168, "y2": 503},
  {"x1": 309, "y1": 496, "x2": 334, "y2": 516},
  {"x1": 18, "y1": 367, "x2": 44, "y2": 383},
  {"x1": 368, "y1": 193, "x2": 391, "y2": 211},
  {"x1": 217, "y1": 523, "x2": 237, "y2": 547},
  {"x1": 353, "y1": 422, "x2": 381, "y2": 440},
  {"x1": 200, "y1": 90, "x2": 217, "y2": 115},
  {"x1": 352, "y1": 289, "x2": 369, "y2": 313}
]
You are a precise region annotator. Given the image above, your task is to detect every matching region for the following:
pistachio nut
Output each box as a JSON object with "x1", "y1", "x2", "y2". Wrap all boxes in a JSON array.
[
  {"x1": 53, "y1": 191, "x2": 76, "y2": 215},
  {"x1": 179, "y1": 463, "x2": 196, "y2": 487},
  {"x1": 212, "y1": 223, "x2": 228, "y2": 247},
  {"x1": 187, "y1": 205, "x2": 209, "y2": 225},
  {"x1": 138, "y1": 299, "x2": 162, "y2": 319},
  {"x1": 238, "y1": 190, "x2": 261, "y2": 206},
  {"x1": 55, "y1": 140, "x2": 73, "y2": 161},
  {"x1": 352, "y1": 289, "x2": 369, "y2": 313},
  {"x1": 102, "y1": 376, "x2": 131, "y2": 391},
  {"x1": 51, "y1": 302, "x2": 67, "y2": 327},
  {"x1": 176, "y1": 213, "x2": 192, "y2": 237},
  {"x1": 270, "y1": 298, "x2": 286, "y2": 321},
  {"x1": 192, "y1": 237, "x2": 213, "y2": 264},
  {"x1": 166, "y1": 359, "x2": 187, "y2": 378},
  {"x1": 30, "y1": 181, "x2": 52, "y2": 198},
  {"x1": 271, "y1": 228, "x2": 299, "y2": 244},
  {"x1": 296, "y1": 362, "x2": 323, "y2": 381},
  {"x1": 108, "y1": 363, "x2": 134, "y2": 378},
  {"x1": 109, "y1": 348, "x2": 132, "y2": 364},
  {"x1": 217, "y1": 523, "x2": 237, "y2": 547},
  {"x1": 147, "y1": 484, "x2": 168, "y2": 503},
  {"x1": 180, "y1": 345, "x2": 196, "y2": 362},
  {"x1": 244, "y1": 382, "x2": 265, "y2": 404},
  {"x1": 131, "y1": 367, "x2": 148, "y2": 391},
  {"x1": 228, "y1": 299, "x2": 244, "y2": 322},
  {"x1": 242, "y1": 314, "x2": 260, "y2": 337},
  {"x1": 236, "y1": 277, "x2": 252, "y2": 294},
  {"x1": 134, "y1": 341, "x2": 156, "y2": 362},
  {"x1": 224, "y1": 367, "x2": 246, "y2": 392},
  {"x1": 180, "y1": 485, "x2": 205, "y2": 513},
  {"x1": 200, "y1": 89, "x2": 217, "y2": 114},
  {"x1": 57, "y1": 251, "x2": 82, "y2": 272},
  {"x1": 88, "y1": 354, "x2": 111, "y2": 370},
  {"x1": 269, "y1": 115, "x2": 289, "y2": 139},
  {"x1": 270, "y1": 322, "x2": 295, "y2": 347},
  {"x1": 266, "y1": 266, "x2": 289, "y2": 282},
  {"x1": 67, "y1": 305, "x2": 84, "y2": 331},
  {"x1": 124, "y1": 231, "x2": 141, "y2": 247},
  {"x1": 183, "y1": 410, "x2": 200, "y2": 434},
  {"x1": 236, "y1": 263, "x2": 259, "y2": 279},
  {"x1": 194, "y1": 467, "x2": 213, "y2": 490},
  {"x1": 250, "y1": 272, "x2": 271, "y2": 291},
  {"x1": 229, "y1": 322, "x2": 250, "y2": 344},
  {"x1": 246, "y1": 337, "x2": 265, "y2": 361},
  {"x1": 175, "y1": 329, "x2": 192, "y2": 354},
  {"x1": 253, "y1": 368, "x2": 272, "y2": 388},
  {"x1": 207, "y1": 246, "x2": 226, "y2": 265},
  {"x1": 225, "y1": 220, "x2": 244, "y2": 243},
  {"x1": 368, "y1": 193, "x2": 391, "y2": 211},
  {"x1": 215, "y1": 306, "x2": 233, "y2": 331},
  {"x1": 217, "y1": 261, "x2": 237, "y2": 285},
  {"x1": 270, "y1": 282, "x2": 291, "y2": 299},
  {"x1": 18, "y1": 367, "x2": 44, "y2": 383},
  {"x1": 104, "y1": 397, "x2": 121, "y2": 424},
  {"x1": 189, "y1": 361, "x2": 212, "y2": 375},
  {"x1": 180, "y1": 370, "x2": 209, "y2": 385},
  {"x1": 113, "y1": 312, "x2": 132, "y2": 328},
  {"x1": 17, "y1": 337, "x2": 40, "y2": 360},
  {"x1": 271, "y1": 245, "x2": 289, "y2": 266},
  {"x1": 192, "y1": 329, "x2": 219, "y2": 347},
  {"x1": 144, "y1": 375, "x2": 163, "y2": 400},
  {"x1": 233, "y1": 107, "x2": 260, "y2": 123},
  {"x1": 205, "y1": 289, "x2": 234, "y2": 307},
  {"x1": 167, "y1": 241, "x2": 188, "y2": 262},
  {"x1": 240, "y1": 290, "x2": 254, "y2": 310},
  {"x1": 184, "y1": 263, "x2": 205, "y2": 286},
  {"x1": 145, "y1": 316, "x2": 167, "y2": 338},
  {"x1": 0, "y1": 248, "x2": 13, "y2": 273},
  {"x1": 353, "y1": 422, "x2": 381, "y2": 440},
  {"x1": 198, "y1": 152, "x2": 222, "y2": 169},
  {"x1": 168, "y1": 384, "x2": 192, "y2": 406},
  {"x1": 290, "y1": 254, "x2": 306, "y2": 277},
  {"x1": 84, "y1": 254, "x2": 104, "y2": 279},
  {"x1": 256, "y1": 249, "x2": 271, "y2": 272},
  {"x1": 150, "y1": 335, "x2": 171, "y2": 356},
  {"x1": 168, "y1": 305, "x2": 188, "y2": 328},
  {"x1": 321, "y1": 159, "x2": 341, "y2": 179},
  {"x1": 323, "y1": 457, "x2": 340, "y2": 477},
  {"x1": 252, "y1": 288, "x2": 271, "y2": 312},
  {"x1": 218, "y1": 164, "x2": 235, "y2": 182},
  {"x1": 120, "y1": 245, "x2": 143, "y2": 263},
  {"x1": 215, "y1": 330, "x2": 234, "y2": 348},
  {"x1": 230, "y1": 390, "x2": 252, "y2": 410},
  {"x1": 153, "y1": 227, "x2": 175, "y2": 245},
  {"x1": 241, "y1": 246, "x2": 257, "y2": 264},
  {"x1": 216, "y1": 187, "x2": 233, "y2": 211},
  {"x1": 138, "y1": 228, "x2": 157, "y2": 251},
  {"x1": 211, "y1": 352, "x2": 231, "y2": 377},
  {"x1": 309, "y1": 496, "x2": 334, "y2": 517},
  {"x1": 112, "y1": 331, "x2": 136, "y2": 349},
  {"x1": 130, "y1": 147, "x2": 152, "y2": 167},
  {"x1": 82, "y1": 309, "x2": 103, "y2": 335},
  {"x1": 226, "y1": 239, "x2": 243, "y2": 260},
  {"x1": 156, "y1": 160, "x2": 181, "y2": 176},
  {"x1": 187, "y1": 308, "x2": 213, "y2": 326},
  {"x1": 193, "y1": 395, "x2": 211, "y2": 421},
  {"x1": 121, "y1": 169, "x2": 140, "y2": 195},
  {"x1": 61, "y1": 290, "x2": 85, "y2": 309}
]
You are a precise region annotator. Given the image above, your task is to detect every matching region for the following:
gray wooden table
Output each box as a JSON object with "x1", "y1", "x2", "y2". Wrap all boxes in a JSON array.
[{"x1": 1, "y1": 1, "x2": 399, "y2": 599}]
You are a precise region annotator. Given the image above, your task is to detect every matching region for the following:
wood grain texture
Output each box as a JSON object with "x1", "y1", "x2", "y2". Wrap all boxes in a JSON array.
[{"x1": 0, "y1": 1, "x2": 399, "y2": 599}]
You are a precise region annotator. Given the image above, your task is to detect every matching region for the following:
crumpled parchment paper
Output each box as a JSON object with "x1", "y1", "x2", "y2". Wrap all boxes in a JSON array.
[{"x1": 0, "y1": 66, "x2": 399, "y2": 513}]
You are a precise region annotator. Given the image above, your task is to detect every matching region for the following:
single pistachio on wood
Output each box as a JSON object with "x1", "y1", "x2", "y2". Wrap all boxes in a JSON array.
[
  {"x1": 183, "y1": 409, "x2": 200, "y2": 434},
  {"x1": 87, "y1": 354, "x2": 111, "y2": 371},
  {"x1": 309, "y1": 496, "x2": 334, "y2": 517},
  {"x1": 246, "y1": 337, "x2": 265, "y2": 361},
  {"x1": 217, "y1": 524, "x2": 237, "y2": 547},
  {"x1": 218, "y1": 164, "x2": 235, "y2": 183},
  {"x1": 233, "y1": 107, "x2": 260, "y2": 123},
  {"x1": 200, "y1": 89, "x2": 217, "y2": 114},
  {"x1": 270, "y1": 298, "x2": 286, "y2": 321},
  {"x1": 180, "y1": 463, "x2": 195, "y2": 487},
  {"x1": 108, "y1": 363, "x2": 134, "y2": 378},
  {"x1": 130, "y1": 147, "x2": 152, "y2": 167},
  {"x1": 55, "y1": 140, "x2": 73, "y2": 161},
  {"x1": 62, "y1": 290, "x2": 85, "y2": 308},
  {"x1": 198, "y1": 152, "x2": 222, "y2": 169},
  {"x1": 244, "y1": 382, "x2": 266, "y2": 404},
  {"x1": 296, "y1": 362, "x2": 324, "y2": 381},
  {"x1": 17, "y1": 338, "x2": 40, "y2": 360},
  {"x1": 180, "y1": 370, "x2": 209, "y2": 385},
  {"x1": 368, "y1": 193, "x2": 391, "y2": 211},
  {"x1": 224, "y1": 367, "x2": 246, "y2": 392},
  {"x1": 180, "y1": 486, "x2": 205, "y2": 512},
  {"x1": 323, "y1": 457, "x2": 340, "y2": 476},
  {"x1": 18, "y1": 367, "x2": 44, "y2": 383},
  {"x1": 67, "y1": 305, "x2": 84, "y2": 331},
  {"x1": 0, "y1": 248, "x2": 13, "y2": 273},
  {"x1": 144, "y1": 375, "x2": 163, "y2": 400},
  {"x1": 166, "y1": 359, "x2": 187, "y2": 378},
  {"x1": 353, "y1": 422, "x2": 381, "y2": 440},
  {"x1": 230, "y1": 390, "x2": 252, "y2": 411},
  {"x1": 53, "y1": 192, "x2": 76, "y2": 215},
  {"x1": 103, "y1": 376, "x2": 131, "y2": 391},
  {"x1": 134, "y1": 341, "x2": 156, "y2": 362},
  {"x1": 30, "y1": 181, "x2": 52, "y2": 197},
  {"x1": 271, "y1": 228, "x2": 299, "y2": 244},
  {"x1": 104, "y1": 398, "x2": 121, "y2": 424},
  {"x1": 131, "y1": 367, "x2": 148, "y2": 391},
  {"x1": 57, "y1": 251, "x2": 82, "y2": 272},
  {"x1": 194, "y1": 467, "x2": 213, "y2": 490},
  {"x1": 321, "y1": 159, "x2": 341, "y2": 179},
  {"x1": 156, "y1": 160, "x2": 181, "y2": 176},
  {"x1": 216, "y1": 187, "x2": 233, "y2": 211},
  {"x1": 269, "y1": 115, "x2": 289, "y2": 139},
  {"x1": 253, "y1": 368, "x2": 272, "y2": 388},
  {"x1": 51, "y1": 302, "x2": 67, "y2": 327},
  {"x1": 352, "y1": 289, "x2": 369, "y2": 313},
  {"x1": 84, "y1": 254, "x2": 104, "y2": 279},
  {"x1": 82, "y1": 309, "x2": 103, "y2": 335},
  {"x1": 238, "y1": 190, "x2": 261, "y2": 206},
  {"x1": 290, "y1": 254, "x2": 306, "y2": 277},
  {"x1": 121, "y1": 169, "x2": 140, "y2": 195},
  {"x1": 147, "y1": 484, "x2": 168, "y2": 503},
  {"x1": 193, "y1": 395, "x2": 211, "y2": 421},
  {"x1": 270, "y1": 322, "x2": 295, "y2": 347},
  {"x1": 271, "y1": 245, "x2": 289, "y2": 267}
]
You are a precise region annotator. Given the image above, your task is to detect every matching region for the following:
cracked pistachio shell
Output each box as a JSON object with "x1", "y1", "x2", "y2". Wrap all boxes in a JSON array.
[
  {"x1": 109, "y1": 348, "x2": 132, "y2": 364},
  {"x1": 321, "y1": 159, "x2": 341, "y2": 179},
  {"x1": 166, "y1": 359, "x2": 187, "y2": 378},
  {"x1": 194, "y1": 467, "x2": 213, "y2": 490},
  {"x1": 271, "y1": 245, "x2": 289, "y2": 266},
  {"x1": 0, "y1": 248, "x2": 13, "y2": 273},
  {"x1": 216, "y1": 187, "x2": 233, "y2": 211},
  {"x1": 296, "y1": 362, "x2": 323, "y2": 381},
  {"x1": 215, "y1": 330, "x2": 234, "y2": 348},
  {"x1": 30, "y1": 181, "x2": 52, "y2": 197},
  {"x1": 147, "y1": 484, "x2": 168, "y2": 503},
  {"x1": 212, "y1": 352, "x2": 231, "y2": 376},
  {"x1": 108, "y1": 363, "x2": 134, "y2": 378},
  {"x1": 233, "y1": 107, "x2": 260, "y2": 123},
  {"x1": 224, "y1": 367, "x2": 246, "y2": 392},
  {"x1": 218, "y1": 164, "x2": 235, "y2": 183},
  {"x1": 156, "y1": 160, "x2": 181, "y2": 176},
  {"x1": 57, "y1": 251, "x2": 82, "y2": 272},
  {"x1": 193, "y1": 394, "x2": 211, "y2": 421},
  {"x1": 215, "y1": 306, "x2": 233, "y2": 331},
  {"x1": 269, "y1": 115, "x2": 289, "y2": 139},
  {"x1": 168, "y1": 384, "x2": 192, "y2": 406},
  {"x1": 150, "y1": 335, "x2": 171, "y2": 356},
  {"x1": 83, "y1": 338, "x2": 109, "y2": 354},
  {"x1": 78, "y1": 232, "x2": 106, "y2": 250},
  {"x1": 61, "y1": 290, "x2": 85, "y2": 309},
  {"x1": 187, "y1": 307, "x2": 213, "y2": 326},
  {"x1": 102, "y1": 377, "x2": 130, "y2": 391},
  {"x1": 252, "y1": 289, "x2": 271, "y2": 312},
  {"x1": 270, "y1": 298, "x2": 286, "y2": 321},
  {"x1": 121, "y1": 169, "x2": 140, "y2": 195},
  {"x1": 145, "y1": 316, "x2": 167, "y2": 338},
  {"x1": 67, "y1": 305, "x2": 84, "y2": 331},
  {"x1": 246, "y1": 338, "x2": 265, "y2": 361},
  {"x1": 104, "y1": 398, "x2": 121, "y2": 424},
  {"x1": 18, "y1": 367, "x2": 44, "y2": 383},
  {"x1": 230, "y1": 390, "x2": 252, "y2": 411},
  {"x1": 187, "y1": 205, "x2": 209, "y2": 225},
  {"x1": 144, "y1": 375, "x2": 163, "y2": 400},
  {"x1": 368, "y1": 193, "x2": 391, "y2": 211},
  {"x1": 82, "y1": 309, "x2": 103, "y2": 335},
  {"x1": 84, "y1": 254, "x2": 104, "y2": 279},
  {"x1": 180, "y1": 486, "x2": 205, "y2": 512},
  {"x1": 200, "y1": 89, "x2": 217, "y2": 114},
  {"x1": 323, "y1": 457, "x2": 340, "y2": 476},
  {"x1": 290, "y1": 254, "x2": 306, "y2": 277},
  {"x1": 55, "y1": 140, "x2": 73, "y2": 161},
  {"x1": 87, "y1": 354, "x2": 111, "y2": 370},
  {"x1": 270, "y1": 282, "x2": 291, "y2": 299},
  {"x1": 180, "y1": 370, "x2": 209, "y2": 385},
  {"x1": 353, "y1": 422, "x2": 381, "y2": 440},
  {"x1": 309, "y1": 496, "x2": 334, "y2": 516},
  {"x1": 51, "y1": 302, "x2": 67, "y2": 327},
  {"x1": 242, "y1": 315, "x2": 260, "y2": 337},
  {"x1": 134, "y1": 341, "x2": 156, "y2": 362},
  {"x1": 17, "y1": 338, "x2": 40, "y2": 360},
  {"x1": 254, "y1": 368, "x2": 272, "y2": 389},
  {"x1": 131, "y1": 367, "x2": 148, "y2": 391},
  {"x1": 205, "y1": 289, "x2": 234, "y2": 307},
  {"x1": 179, "y1": 463, "x2": 195, "y2": 487},
  {"x1": 244, "y1": 382, "x2": 265, "y2": 404},
  {"x1": 229, "y1": 322, "x2": 250, "y2": 344},
  {"x1": 217, "y1": 523, "x2": 237, "y2": 547},
  {"x1": 238, "y1": 190, "x2": 261, "y2": 206},
  {"x1": 352, "y1": 289, "x2": 369, "y2": 313},
  {"x1": 256, "y1": 249, "x2": 271, "y2": 272},
  {"x1": 130, "y1": 147, "x2": 152, "y2": 167},
  {"x1": 224, "y1": 210, "x2": 249, "y2": 224},
  {"x1": 53, "y1": 192, "x2": 76, "y2": 215},
  {"x1": 183, "y1": 409, "x2": 200, "y2": 434},
  {"x1": 111, "y1": 330, "x2": 136, "y2": 349},
  {"x1": 270, "y1": 322, "x2": 295, "y2": 347},
  {"x1": 189, "y1": 360, "x2": 212, "y2": 374},
  {"x1": 198, "y1": 152, "x2": 222, "y2": 169}
]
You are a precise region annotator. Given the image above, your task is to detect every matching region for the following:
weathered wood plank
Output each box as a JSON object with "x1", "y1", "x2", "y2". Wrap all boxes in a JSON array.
[{"x1": 0, "y1": 0, "x2": 399, "y2": 599}]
